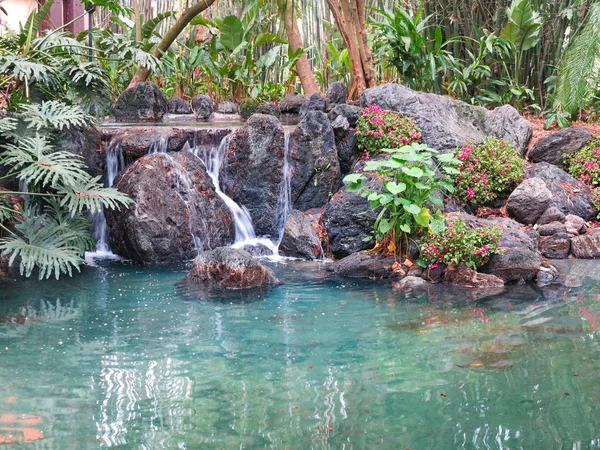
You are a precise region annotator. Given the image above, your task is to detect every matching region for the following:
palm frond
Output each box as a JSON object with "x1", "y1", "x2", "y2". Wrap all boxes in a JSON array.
[
  {"x1": 20, "y1": 101, "x2": 90, "y2": 131},
  {"x1": 43, "y1": 199, "x2": 95, "y2": 251},
  {"x1": 56, "y1": 176, "x2": 134, "y2": 215},
  {"x1": 32, "y1": 31, "x2": 83, "y2": 54},
  {"x1": 119, "y1": 47, "x2": 160, "y2": 71},
  {"x1": 66, "y1": 62, "x2": 109, "y2": 88}
]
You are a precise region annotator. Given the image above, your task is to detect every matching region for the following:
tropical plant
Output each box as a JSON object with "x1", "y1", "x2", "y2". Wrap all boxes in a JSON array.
[{"x1": 343, "y1": 143, "x2": 460, "y2": 253}]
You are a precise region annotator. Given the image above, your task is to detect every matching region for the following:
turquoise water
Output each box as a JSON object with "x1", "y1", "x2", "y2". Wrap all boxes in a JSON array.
[{"x1": 0, "y1": 261, "x2": 599, "y2": 449}]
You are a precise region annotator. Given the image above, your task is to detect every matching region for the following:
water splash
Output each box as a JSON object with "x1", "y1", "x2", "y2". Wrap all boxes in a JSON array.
[{"x1": 147, "y1": 135, "x2": 169, "y2": 154}]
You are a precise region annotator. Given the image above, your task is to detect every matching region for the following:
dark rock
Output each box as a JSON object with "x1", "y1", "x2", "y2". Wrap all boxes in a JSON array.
[
  {"x1": 217, "y1": 101, "x2": 239, "y2": 114},
  {"x1": 59, "y1": 126, "x2": 102, "y2": 176},
  {"x1": 528, "y1": 127, "x2": 594, "y2": 165},
  {"x1": 280, "y1": 94, "x2": 308, "y2": 114},
  {"x1": 507, "y1": 177, "x2": 552, "y2": 224},
  {"x1": 167, "y1": 96, "x2": 192, "y2": 114},
  {"x1": 528, "y1": 162, "x2": 597, "y2": 220},
  {"x1": 182, "y1": 247, "x2": 279, "y2": 292},
  {"x1": 191, "y1": 95, "x2": 215, "y2": 120},
  {"x1": 109, "y1": 129, "x2": 187, "y2": 162},
  {"x1": 360, "y1": 83, "x2": 531, "y2": 154},
  {"x1": 536, "y1": 262, "x2": 560, "y2": 286},
  {"x1": 221, "y1": 114, "x2": 286, "y2": 239},
  {"x1": 290, "y1": 110, "x2": 340, "y2": 211},
  {"x1": 523, "y1": 230, "x2": 540, "y2": 251},
  {"x1": 421, "y1": 263, "x2": 446, "y2": 283},
  {"x1": 444, "y1": 263, "x2": 504, "y2": 288},
  {"x1": 537, "y1": 207, "x2": 566, "y2": 225},
  {"x1": 565, "y1": 214, "x2": 586, "y2": 235},
  {"x1": 114, "y1": 82, "x2": 168, "y2": 123},
  {"x1": 539, "y1": 233, "x2": 571, "y2": 259},
  {"x1": 326, "y1": 82, "x2": 347, "y2": 105},
  {"x1": 329, "y1": 251, "x2": 395, "y2": 279},
  {"x1": 328, "y1": 104, "x2": 364, "y2": 128},
  {"x1": 538, "y1": 221, "x2": 567, "y2": 236},
  {"x1": 239, "y1": 99, "x2": 260, "y2": 119},
  {"x1": 106, "y1": 151, "x2": 234, "y2": 263},
  {"x1": 239, "y1": 243, "x2": 275, "y2": 257},
  {"x1": 258, "y1": 102, "x2": 281, "y2": 118},
  {"x1": 571, "y1": 229, "x2": 600, "y2": 258},
  {"x1": 392, "y1": 276, "x2": 427, "y2": 290},
  {"x1": 279, "y1": 209, "x2": 326, "y2": 260},
  {"x1": 480, "y1": 248, "x2": 542, "y2": 283},
  {"x1": 299, "y1": 93, "x2": 327, "y2": 118},
  {"x1": 331, "y1": 117, "x2": 359, "y2": 174},
  {"x1": 500, "y1": 229, "x2": 538, "y2": 252}
]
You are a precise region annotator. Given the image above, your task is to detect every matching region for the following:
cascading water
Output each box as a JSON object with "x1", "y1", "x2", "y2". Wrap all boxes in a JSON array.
[
  {"x1": 275, "y1": 131, "x2": 292, "y2": 246},
  {"x1": 147, "y1": 135, "x2": 169, "y2": 154}
]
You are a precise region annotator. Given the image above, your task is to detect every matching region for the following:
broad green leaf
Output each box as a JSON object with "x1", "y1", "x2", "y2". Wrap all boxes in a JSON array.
[
  {"x1": 378, "y1": 219, "x2": 393, "y2": 234},
  {"x1": 404, "y1": 203, "x2": 421, "y2": 214},
  {"x1": 413, "y1": 208, "x2": 431, "y2": 227},
  {"x1": 402, "y1": 166, "x2": 425, "y2": 178},
  {"x1": 218, "y1": 15, "x2": 244, "y2": 51},
  {"x1": 386, "y1": 181, "x2": 406, "y2": 195},
  {"x1": 400, "y1": 223, "x2": 411, "y2": 233}
]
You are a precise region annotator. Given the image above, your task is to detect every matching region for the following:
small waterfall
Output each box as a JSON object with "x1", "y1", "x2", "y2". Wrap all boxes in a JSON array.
[
  {"x1": 275, "y1": 131, "x2": 292, "y2": 245},
  {"x1": 148, "y1": 135, "x2": 169, "y2": 154}
]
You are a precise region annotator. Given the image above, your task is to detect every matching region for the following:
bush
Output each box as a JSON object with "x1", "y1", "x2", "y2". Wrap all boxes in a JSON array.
[
  {"x1": 355, "y1": 104, "x2": 421, "y2": 155},
  {"x1": 419, "y1": 219, "x2": 502, "y2": 270},
  {"x1": 240, "y1": 98, "x2": 260, "y2": 119},
  {"x1": 564, "y1": 140, "x2": 600, "y2": 217},
  {"x1": 454, "y1": 137, "x2": 525, "y2": 205}
]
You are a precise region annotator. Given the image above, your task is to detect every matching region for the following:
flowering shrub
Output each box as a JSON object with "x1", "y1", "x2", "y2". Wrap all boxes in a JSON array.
[
  {"x1": 419, "y1": 219, "x2": 502, "y2": 270},
  {"x1": 454, "y1": 137, "x2": 525, "y2": 205},
  {"x1": 564, "y1": 140, "x2": 600, "y2": 217},
  {"x1": 355, "y1": 104, "x2": 421, "y2": 155}
]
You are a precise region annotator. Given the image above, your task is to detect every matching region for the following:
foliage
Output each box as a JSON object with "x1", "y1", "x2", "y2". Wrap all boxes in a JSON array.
[
  {"x1": 343, "y1": 143, "x2": 460, "y2": 248},
  {"x1": 419, "y1": 219, "x2": 502, "y2": 270},
  {"x1": 355, "y1": 104, "x2": 421, "y2": 155},
  {"x1": 454, "y1": 137, "x2": 525, "y2": 205},
  {"x1": 564, "y1": 140, "x2": 600, "y2": 217}
]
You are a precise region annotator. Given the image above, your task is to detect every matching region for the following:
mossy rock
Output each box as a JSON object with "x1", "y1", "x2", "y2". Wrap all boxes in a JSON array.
[{"x1": 240, "y1": 98, "x2": 260, "y2": 120}]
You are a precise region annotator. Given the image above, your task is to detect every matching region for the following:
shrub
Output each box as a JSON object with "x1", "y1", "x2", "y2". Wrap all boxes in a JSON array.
[
  {"x1": 454, "y1": 137, "x2": 525, "y2": 205},
  {"x1": 240, "y1": 98, "x2": 260, "y2": 119},
  {"x1": 355, "y1": 104, "x2": 421, "y2": 155},
  {"x1": 564, "y1": 140, "x2": 600, "y2": 186},
  {"x1": 419, "y1": 219, "x2": 502, "y2": 270}
]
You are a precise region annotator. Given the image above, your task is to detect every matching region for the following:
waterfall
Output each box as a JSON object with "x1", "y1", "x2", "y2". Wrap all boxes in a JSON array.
[
  {"x1": 276, "y1": 131, "x2": 292, "y2": 245},
  {"x1": 148, "y1": 135, "x2": 169, "y2": 154}
]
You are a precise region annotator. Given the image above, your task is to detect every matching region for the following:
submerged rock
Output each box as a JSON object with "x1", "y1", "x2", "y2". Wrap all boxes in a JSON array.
[
  {"x1": 114, "y1": 82, "x2": 168, "y2": 123},
  {"x1": 167, "y1": 96, "x2": 192, "y2": 114},
  {"x1": 480, "y1": 248, "x2": 542, "y2": 283},
  {"x1": 329, "y1": 251, "x2": 396, "y2": 279},
  {"x1": 182, "y1": 247, "x2": 279, "y2": 292},
  {"x1": 279, "y1": 209, "x2": 326, "y2": 260},
  {"x1": 528, "y1": 127, "x2": 594, "y2": 165},
  {"x1": 107, "y1": 151, "x2": 234, "y2": 263}
]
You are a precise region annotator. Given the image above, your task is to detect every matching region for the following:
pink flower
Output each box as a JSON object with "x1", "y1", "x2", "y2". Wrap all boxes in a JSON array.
[
  {"x1": 428, "y1": 263, "x2": 439, "y2": 270},
  {"x1": 466, "y1": 187, "x2": 474, "y2": 199}
]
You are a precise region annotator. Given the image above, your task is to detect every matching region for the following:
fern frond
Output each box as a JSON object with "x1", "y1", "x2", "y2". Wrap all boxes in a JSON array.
[
  {"x1": 32, "y1": 31, "x2": 83, "y2": 54},
  {"x1": 20, "y1": 101, "x2": 90, "y2": 131},
  {"x1": 44, "y1": 199, "x2": 95, "y2": 251},
  {"x1": 66, "y1": 62, "x2": 109, "y2": 88},
  {"x1": 56, "y1": 176, "x2": 133, "y2": 215},
  {"x1": 0, "y1": 117, "x2": 17, "y2": 133},
  {"x1": 1, "y1": 134, "x2": 89, "y2": 188},
  {"x1": 119, "y1": 47, "x2": 160, "y2": 71},
  {"x1": 0, "y1": 55, "x2": 54, "y2": 83}
]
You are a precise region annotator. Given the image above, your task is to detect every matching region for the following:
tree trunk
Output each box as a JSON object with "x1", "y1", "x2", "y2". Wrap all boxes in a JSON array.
[
  {"x1": 127, "y1": 0, "x2": 217, "y2": 88},
  {"x1": 277, "y1": 0, "x2": 320, "y2": 95}
]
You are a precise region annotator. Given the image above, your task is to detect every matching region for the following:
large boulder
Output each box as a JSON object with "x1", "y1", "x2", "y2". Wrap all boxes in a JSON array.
[
  {"x1": 258, "y1": 102, "x2": 281, "y2": 118},
  {"x1": 527, "y1": 163, "x2": 597, "y2": 220},
  {"x1": 328, "y1": 104, "x2": 364, "y2": 127},
  {"x1": 167, "y1": 96, "x2": 192, "y2": 114},
  {"x1": 280, "y1": 94, "x2": 308, "y2": 114},
  {"x1": 506, "y1": 177, "x2": 552, "y2": 224},
  {"x1": 444, "y1": 263, "x2": 504, "y2": 289},
  {"x1": 59, "y1": 126, "x2": 102, "y2": 176},
  {"x1": 480, "y1": 248, "x2": 542, "y2": 283},
  {"x1": 326, "y1": 82, "x2": 347, "y2": 105},
  {"x1": 571, "y1": 229, "x2": 600, "y2": 259},
  {"x1": 331, "y1": 116, "x2": 359, "y2": 174},
  {"x1": 539, "y1": 233, "x2": 571, "y2": 259},
  {"x1": 278, "y1": 209, "x2": 326, "y2": 260},
  {"x1": 290, "y1": 110, "x2": 340, "y2": 211},
  {"x1": 360, "y1": 83, "x2": 532, "y2": 154},
  {"x1": 191, "y1": 95, "x2": 215, "y2": 120},
  {"x1": 106, "y1": 151, "x2": 234, "y2": 263},
  {"x1": 221, "y1": 114, "x2": 286, "y2": 239},
  {"x1": 299, "y1": 93, "x2": 327, "y2": 118},
  {"x1": 114, "y1": 82, "x2": 167, "y2": 123},
  {"x1": 182, "y1": 247, "x2": 279, "y2": 293},
  {"x1": 329, "y1": 251, "x2": 396, "y2": 279},
  {"x1": 528, "y1": 127, "x2": 594, "y2": 165},
  {"x1": 109, "y1": 128, "x2": 187, "y2": 162}
]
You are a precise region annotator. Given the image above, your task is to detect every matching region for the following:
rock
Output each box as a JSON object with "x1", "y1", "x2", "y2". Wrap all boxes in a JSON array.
[
  {"x1": 279, "y1": 210, "x2": 326, "y2": 260},
  {"x1": 536, "y1": 262, "x2": 560, "y2": 286},
  {"x1": 392, "y1": 276, "x2": 427, "y2": 290},
  {"x1": 290, "y1": 110, "x2": 340, "y2": 211},
  {"x1": 421, "y1": 263, "x2": 445, "y2": 283},
  {"x1": 528, "y1": 127, "x2": 594, "y2": 165},
  {"x1": 328, "y1": 104, "x2": 364, "y2": 127},
  {"x1": 114, "y1": 82, "x2": 168, "y2": 123},
  {"x1": 221, "y1": 114, "x2": 286, "y2": 239},
  {"x1": 191, "y1": 95, "x2": 215, "y2": 120},
  {"x1": 258, "y1": 102, "x2": 281, "y2": 118},
  {"x1": 326, "y1": 82, "x2": 347, "y2": 105},
  {"x1": 329, "y1": 251, "x2": 395, "y2": 279},
  {"x1": 239, "y1": 99, "x2": 260, "y2": 119},
  {"x1": 507, "y1": 177, "x2": 552, "y2": 224},
  {"x1": 538, "y1": 221, "x2": 567, "y2": 236},
  {"x1": 59, "y1": 126, "x2": 102, "y2": 176},
  {"x1": 182, "y1": 247, "x2": 279, "y2": 292},
  {"x1": 480, "y1": 248, "x2": 542, "y2": 283},
  {"x1": 299, "y1": 93, "x2": 327, "y2": 118},
  {"x1": 331, "y1": 117, "x2": 359, "y2": 174},
  {"x1": 106, "y1": 151, "x2": 234, "y2": 263},
  {"x1": 571, "y1": 229, "x2": 600, "y2": 258},
  {"x1": 238, "y1": 243, "x2": 274, "y2": 257},
  {"x1": 528, "y1": 162, "x2": 597, "y2": 220},
  {"x1": 109, "y1": 129, "x2": 187, "y2": 162},
  {"x1": 360, "y1": 83, "x2": 531, "y2": 154},
  {"x1": 565, "y1": 214, "x2": 586, "y2": 235},
  {"x1": 539, "y1": 233, "x2": 571, "y2": 259},
  {"x1": 217, "y1": 101, "x2": 239, "y2": 114},
  {"x1": 500, "y1": 229, "x2": 538, "y2": 251},
  {"x1": 444, "y1": 263, "x2": 504, "y2": 288},
  {"x1": 167, "y1": 96, "x2": 192, "y2": 114},
  {"x1": 537, "y1": 207, "x2": 566, "y2": 225},
  {"x1": 280, "y1": 93, "x2": 308, "y2": 114}
]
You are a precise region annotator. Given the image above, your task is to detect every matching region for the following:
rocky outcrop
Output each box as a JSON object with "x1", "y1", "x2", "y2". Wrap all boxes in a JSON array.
[
  {"x1": 507, "y1": 177, "x2": 552, "y2": 224},
  {"x1": 280, "y1": 94, "x2": 308, "y2": 114},
  {"x1": 191, "y1": 95, "x2": 215, "y2": 120},
  {"x1": 109, "y1": 128, "x2": 187, "y2": 161},
  {"x1": 444, "y1": 263, "x2": 504, "y2": 288},
  {"x1": 106, "y1": 151, "x2": 234, "y2": 263},
  {"x1": 360, "y1": 83, "x2": 532, "y2": 154},
  {"x1": 167, "y1": 96, "x2": 192, "y2": 114},
  {"x1": 217, "y1": 101, "x2": 239, "y2": 114},
  {"x1": 290, "y1": 111, "x2": 340, "y2": 211},
  {"x1": 221, "y1": 114, "x2": 286, "y2": 239},
  {"x1": 182, "y1": 247, "x2": 279, "y2": 292},
  {"x1": 59, "y1": 126, "x2": 102, "y2": 176},
  {"x1": 278, "y1": 209, "x2": 326, "y2": 260},
  {"x1": 480, "y1": 248, "x2": 542, "y2": 283},
  {"x1": 299, "y1": 93, "x2": 327, "y2": 118},
  {"x1": 258, "y1": 102, "x2": 281, "y2": 118},
  {"x1": 328, "y1": 104, "x2": 364, "y2": 127},
  {"x1": 528, "y1": 127, "x2": 594, "y2": 165},
  {"x1": 537, "y1": 207, "x2": 565, "y2": 225},
  {"x1": 331, "y1": 116, "x2": 359, "y2": 174},
  {"x1": 114, "y1": 82, "x2": 168, "y2": 123},
  {"x1": 329, "y1": 251, "x2": 396, "y2": 279},
  {"x1": 539, "y1": 233, "x2": 571, "y2": 259},
  {"x1": 527, "y1": 163, "x2": 597, "y2": 220},
  {"x1": 326, "y1": 82, "x2": 348, "y2": 105},
  {"x1": 571, "y1": 229, "x2": 600, "y2": 258}
]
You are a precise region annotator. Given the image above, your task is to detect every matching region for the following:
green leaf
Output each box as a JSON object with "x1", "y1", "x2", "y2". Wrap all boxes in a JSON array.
[
  {"x1": 404, "y1": 204, "x2": 421, "y2": 214},
  {"x1": 413, "y1": 208, "x2": 431, "y2": 227},
  {"x1": 57, "y1": 177, "x2": 134, "y2": 215},
  {"x1": 378, "y1": 219, "x2": 393, "y2": 234},
  {"x1": 20, "y1": 101, "x2": 90, "y2": 131},
  {"x1": 501, "y1": 0, "x2": 542, "y2": 53},
  {"x1": 255, "y1": 32, "x2": 286, "y2": 46},
  {"x1": 386, "y1": 181, "x2": 407, "y2": 195},
  {"x1": 218, "y1": 15, "x2": 244, "y2": 51},
  {"x1": 400, "y1": 223, "x2": 411, "y2": 233},
  {"x1": 402, "y1": 166, "x2": 425, "y2": 178}
]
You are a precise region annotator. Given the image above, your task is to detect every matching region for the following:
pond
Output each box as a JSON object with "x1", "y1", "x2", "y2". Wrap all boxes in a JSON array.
[{"x1": 0, "y1": 260, "x2": 598, "y2": 449}]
